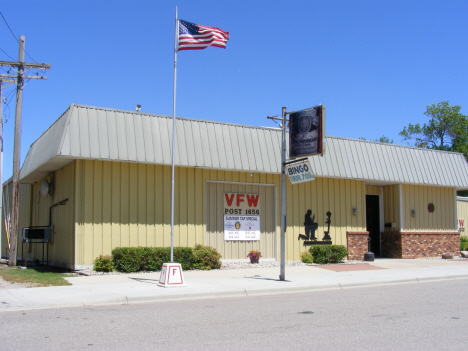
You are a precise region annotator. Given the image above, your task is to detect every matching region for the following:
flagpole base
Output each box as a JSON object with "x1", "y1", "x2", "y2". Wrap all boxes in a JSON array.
[{"x1": 158, "y1": 262, "x2": 186, "y2": 288}]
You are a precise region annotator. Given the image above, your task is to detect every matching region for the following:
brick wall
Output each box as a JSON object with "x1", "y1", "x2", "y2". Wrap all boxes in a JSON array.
[
  {"x1": 381, "y1": 232, "x2": 402, "y2": 258},
  {"x1": 346, "y1": 232, "x2": 369, "y2": 261},
  {"x1": 382, "y1": 232, "x2": 460, "y2": 259}
]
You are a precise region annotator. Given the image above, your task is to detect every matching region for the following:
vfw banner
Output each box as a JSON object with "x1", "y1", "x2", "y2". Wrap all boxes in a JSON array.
[{"x1": 224, "y1": 193, "x2": 260, "y2": 241}]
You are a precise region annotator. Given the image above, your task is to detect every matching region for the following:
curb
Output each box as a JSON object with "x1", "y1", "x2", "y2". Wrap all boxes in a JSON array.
[{"x1": 1, "y1": 274, "x2": 468, "y2": 312}]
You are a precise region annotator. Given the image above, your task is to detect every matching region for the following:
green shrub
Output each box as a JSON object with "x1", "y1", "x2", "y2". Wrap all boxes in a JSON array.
[
  {"x1": 94, "y1": 255, "x2": 113, "y2": 272},
  {"x1": 300, "y1": 251, "x2": 314, "y2": 264},
  {"x1": 173, "y1": 247, "x2": 195, "y2": 271},
  {"x1": 309, "y1": 245, "x2": 348, "y2": 264},
  {"x1": 111, "y1": 246, "x2": 221, "y2": 272},
  {"x1": 140, "y1": 247, "x2": 168, "y2": 271},
  {"x1": 192, "y1": 244, "x2": 222, "y2": 270},
  {"x1": 460, "y1": 236, "x2": 468, "y2": 251},
  {"x1": 112, "y1": 247, "x2": 143, "y2": 273}
]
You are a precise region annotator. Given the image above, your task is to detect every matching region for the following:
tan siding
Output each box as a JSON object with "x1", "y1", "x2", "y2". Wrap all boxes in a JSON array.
[
  {"x1": 383, "y1": 185, "x2": 399, "y2": 232},
  {"x1": 26, "y1": 158, "x2": 462, "y2": 267},
  {"x1": 154, "y1": 165, "x2": 164, "y2": 247},
  {"x1": 21, "y1": 162, "x2": 76, "y2": 268},
  {"x1": 457, "y1": 199, "x2": 468, "y2": 235},
  {"x1": 138, "y1": 163, "x2": 147, "y2": 247},
  {"x1": 84, "y1": 160, "x2": 95, "y2": 264},
  {"x1": 401, "y1": 184, "x2": 456, "y2": 231},
  {"x1": 111, "y1": 162, "x2": 121, "y2": 250},
  {"x1": 75, "y1": 161, "x2": 242, "y2": 265},
  {"x1": 284, "y1": 177, "x2": 365, "y2": 260},
  {"x1": 366, "y1": 186, "x2": 381, "y2": 195},
  {"x1": 102, "y1": 161, "x2": 112, "y2": 255},
  {"x1": 75, "y1": 160, "x2": 84, "y2": 265},
  {"x1": 129, "y1": 163, "x2": 138, "y2": 247}
]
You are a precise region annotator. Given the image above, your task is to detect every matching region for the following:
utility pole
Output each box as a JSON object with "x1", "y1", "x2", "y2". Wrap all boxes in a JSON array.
[{"x1": 0, "y1": 36, "x2": 50, "y2": 267}]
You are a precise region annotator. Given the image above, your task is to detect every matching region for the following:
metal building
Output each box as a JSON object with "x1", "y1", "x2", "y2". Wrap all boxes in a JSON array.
[{"x1": 2, "y1": 104, "x2": 468, "y2": 268}]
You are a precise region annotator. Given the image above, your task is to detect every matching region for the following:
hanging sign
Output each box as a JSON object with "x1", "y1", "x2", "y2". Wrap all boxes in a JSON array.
[
  {"x1": 286, "y1": 160, "x2": 315, "y2": 184},
  {"x1": 289, "y1": 105, "x2": 325, "y2": 158},
  {"x1": 224, "y1": 193, "x2": 260, "y2": 241}
]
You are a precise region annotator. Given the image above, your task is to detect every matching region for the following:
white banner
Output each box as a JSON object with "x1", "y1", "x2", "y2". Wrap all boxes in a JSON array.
[
  {"x1": 224, "y1": 215, "x2": 260, "y2": 241},
  {"x1": 286, "y1": 160, "x2": 315, "y2": 184}
]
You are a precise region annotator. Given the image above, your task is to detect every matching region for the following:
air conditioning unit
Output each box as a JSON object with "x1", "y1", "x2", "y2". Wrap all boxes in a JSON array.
[{"x1": 21, "y1": 226, "x2": 53, "y2": 242}]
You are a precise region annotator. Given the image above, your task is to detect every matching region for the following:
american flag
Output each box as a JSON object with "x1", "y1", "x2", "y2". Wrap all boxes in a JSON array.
[{"x1": 178, "y1": 19, "x2": 229, "y2": 51}]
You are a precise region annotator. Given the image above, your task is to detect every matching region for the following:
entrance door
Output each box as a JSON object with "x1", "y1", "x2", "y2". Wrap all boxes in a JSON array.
[
  {"x1": 366, "y1": 195, "x2": 381, "y2": 256},
  {"x1": 206, "y1": 182, "x2": 276, "y2": 260}
]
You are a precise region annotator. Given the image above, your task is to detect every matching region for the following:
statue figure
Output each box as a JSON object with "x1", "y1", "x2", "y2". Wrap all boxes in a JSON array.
[{"x1": 303, "y1": 209, "x2": 318, "y2": 240}]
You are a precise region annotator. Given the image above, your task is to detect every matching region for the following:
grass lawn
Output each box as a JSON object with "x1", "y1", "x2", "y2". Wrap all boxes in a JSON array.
[{"x1": 0, "y1": 266, "x2": 74, "y2": 287}]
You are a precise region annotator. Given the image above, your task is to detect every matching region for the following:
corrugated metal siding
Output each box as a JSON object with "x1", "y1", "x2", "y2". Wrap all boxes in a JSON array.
[
  {"x1": 366, "y1": 186, "x2": 382, "y2": 195},
  {"x1": 206, "y1": 182, "x2": 276, "y2": 260},
  {"x1": 20, "y1": 106, "x2": 72, "y2": 179},
  {"x1": 20, "y1": 104, "x2": 468, "y2": 189},
  {"x1": 20, "y1": 157, "x2": 425, "y2": 264},
  {"x1": 383, "y1": 185, "x2": 399, "y2": 232},
  {"x1": 401, "y1": 184, "x2": 455, "y2": 231},
  {"x1": 29, "y1": 163, "x2": 75, "y2": 267},
  {"x1": 456, "y1": 197, "x2": 468, "y2": 235},
  {"x1": 74, "y1": 160, "x2": 209, "y2": 265},
  {"x1": 286, "y1": 177, "x2": 366, "y2": 260}
]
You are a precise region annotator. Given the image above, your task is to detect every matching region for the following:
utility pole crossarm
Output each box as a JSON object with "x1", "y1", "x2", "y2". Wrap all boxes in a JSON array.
[
  {"x1": 0, "y1": 74, "x2": 47, "y2": 80},
  {"x1": 0, "y1": 78, "x2": 15, "y2": 83},
  {"x1": 0, "y1": 61, "x2": 51, "y2": 70}
]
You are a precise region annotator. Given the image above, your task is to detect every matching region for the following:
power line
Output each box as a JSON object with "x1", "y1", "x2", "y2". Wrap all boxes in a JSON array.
[
  {"x1": 0, "y1": 11, "x2": 38, "y2": 63},
  {"x1": 0, "y1": 47, "x2": 15, "y2": 61}
]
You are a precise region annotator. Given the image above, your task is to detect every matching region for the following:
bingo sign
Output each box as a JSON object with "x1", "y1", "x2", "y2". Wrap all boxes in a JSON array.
[
  {"x1": 286, "y1": 160, "x2": 315, "y2": 184},
  {"x1": 224, "y1": 193, "x2": 260, "y2": 241}
]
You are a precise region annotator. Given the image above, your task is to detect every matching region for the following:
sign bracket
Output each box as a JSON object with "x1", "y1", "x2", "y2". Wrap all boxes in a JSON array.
[{"x1": 283, "y1": 157, "x2": 308, "y2": 166}]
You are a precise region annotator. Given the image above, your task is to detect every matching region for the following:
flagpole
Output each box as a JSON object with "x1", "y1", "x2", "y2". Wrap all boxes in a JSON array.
[{"x1": 171, "y1": 7, "x2": 178, "y2": 263}]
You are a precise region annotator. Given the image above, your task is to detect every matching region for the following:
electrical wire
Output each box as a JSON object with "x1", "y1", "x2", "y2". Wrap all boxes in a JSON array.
[
  {"x1": 0, "y1": 11, "x2": 38, "y2": 63},
  {"x1": 2, "y1": 87, "x2": 16, "y2": 122},
  {"x1": 0, "y1": 47, "x2": 15, "y2": 61}
]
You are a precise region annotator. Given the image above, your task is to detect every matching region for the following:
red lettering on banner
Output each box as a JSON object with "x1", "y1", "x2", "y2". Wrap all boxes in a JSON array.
[
  {"x1": 459, "y1": 219, "x2": 465, "y2": 227},
  {"x1": 225, "y1": 193, "x2": 234, "y2": 206},
  {"x1": 237, "y1": 194, "x2": 245, "y2": 207},
  {"x1": 247, "y1": 194, "x2": 259, "y2": 207}
]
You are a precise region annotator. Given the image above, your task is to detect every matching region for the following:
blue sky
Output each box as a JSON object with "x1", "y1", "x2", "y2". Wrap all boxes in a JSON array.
[{"x1": 0, "y1": 0, "x2": 467, "y2": 181}]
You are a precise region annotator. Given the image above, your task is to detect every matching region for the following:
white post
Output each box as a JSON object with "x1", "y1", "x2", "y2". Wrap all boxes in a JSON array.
[
  {"x1": 171, "y1": 7, "x2": 179, "y2": 263},
  {"x1": 0, "y1": 81, "x2": 3, "y2": 254}
]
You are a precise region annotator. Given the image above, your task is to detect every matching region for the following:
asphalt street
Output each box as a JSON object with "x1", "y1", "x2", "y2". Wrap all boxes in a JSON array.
[{"x1": 0, "y1": 279, "x2": 466, "y2": 351}]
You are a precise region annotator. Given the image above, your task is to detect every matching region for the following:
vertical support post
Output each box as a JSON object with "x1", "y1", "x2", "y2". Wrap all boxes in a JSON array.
[
  {"x1": 170, "y1": 8, "x2": 179, "y2": 263},
  {"x1": 9, "y1": 36, "x2": 25, "y2": 267},
  {"x1": 279, "y1": 107, "x2": 287, "y2": 281},
  {"x1": 0, "y1": 79, "x2": 3, "y2": 256}
]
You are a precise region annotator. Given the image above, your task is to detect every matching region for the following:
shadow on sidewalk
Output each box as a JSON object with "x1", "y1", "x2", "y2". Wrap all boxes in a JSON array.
[
  {"x1": 246, "y1": 275, "x2": 291, "y2": 282},
  {"x1": 129, "y1": 277, "x2": 159, "y2": 285}
]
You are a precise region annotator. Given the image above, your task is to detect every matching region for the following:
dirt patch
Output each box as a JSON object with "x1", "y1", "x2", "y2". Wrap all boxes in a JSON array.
[{"x1": 0, "y1": 275, "x2": 37, "y2": 289}]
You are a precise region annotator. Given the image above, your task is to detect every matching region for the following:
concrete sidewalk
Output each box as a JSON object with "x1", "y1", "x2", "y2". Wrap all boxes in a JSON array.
[{"x1": 1, "y1": 259, "x2": 468, "y2": 312}]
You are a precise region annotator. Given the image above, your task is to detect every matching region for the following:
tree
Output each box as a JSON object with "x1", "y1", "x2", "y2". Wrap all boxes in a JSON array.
[
  {"x1": 399, "y1": 101, "x2": 468, "y2": 158},
  {"x1": 358, "y1": 135, "x2": 394, "y2": 143}
]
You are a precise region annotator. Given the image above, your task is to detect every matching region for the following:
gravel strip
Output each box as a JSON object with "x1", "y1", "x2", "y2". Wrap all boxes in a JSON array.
[{"x1": 74, "y1": 259, "x2": 365, "y2": 276}]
